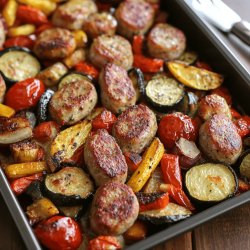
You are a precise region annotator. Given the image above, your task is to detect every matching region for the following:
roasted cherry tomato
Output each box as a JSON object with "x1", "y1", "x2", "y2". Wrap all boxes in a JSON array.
[
  {"x1": 161, "y1": 153, "x2": 182, "y2": 189},
  {"x1": 139, "y1": 193, "x2": 169, "y2": 212},
  {"x1": 158, "y1": 112, "x2": 197, "y2": 148},
  {"x1": 34, "y1": 216, "x2": 82, "y2": 250},
  {"x1": 33, "y1": 121, "x2": 59, "y2": 143},
  {"x1": 124, "y1": 152, "x2": 142, "y2": 173},
  {"x1": 4, "y1": 35, "x2": 35, "y2": 49},
  {"x1": 5, "y1": 78, "x2": 45, "y2": 111},
  {"x1": 10, "y1": 173, "x2": 43, "y2": 195},
  {"x1": 92, "y1": 109, "x2": 117, "y2": 133},
  {"x1": 16, "y1": 5, "x2": 48, "y2": 26},
  {"x1": 74, "y1": 61, "x2": 99, "y2": 80},
  {"x1": 211, "y1": 86, "x2": 232, "y2": 106},
  {"x1": 88, "y1": 236, "x2": 122, "y2": 250}
]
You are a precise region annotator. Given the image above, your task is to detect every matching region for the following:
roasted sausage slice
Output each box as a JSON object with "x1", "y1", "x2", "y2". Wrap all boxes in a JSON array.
[
  {"x1": 90, "y1": 181, "x2": 139, "y2": 235},
  {"x1": 83, "y1": 12, "x2": 117, "y2": 39},
  {"x1": 52, "y1": 0, "x2": 97, "y2": 30},
  {"x1": 199, "y1": 114, "x2": 242, "y2": 165},
  {"x1": 84, "y1": 129, "x2": 128, "y2": 186},
  {"x1": 147, "y1": 23, "x2": 186, "y2": 60},
  {"x1": 49, "y1": 80, "x2": 97, "y2": 125},
  {"x1": 115, "y1": 0, "x2": 155, "y2": 40},
  {"x1": 112, "y1": 104, "x2": 157, "y2": 154},
  {"x1": 89, "y1": 34, "x2": 133, "y2": 70},
  {"x1": 34, "y1": 28, "x2": 76, "y2": 60},
  {"x1": 99, "y1": 63, "x2": 136, "y2": 114}
]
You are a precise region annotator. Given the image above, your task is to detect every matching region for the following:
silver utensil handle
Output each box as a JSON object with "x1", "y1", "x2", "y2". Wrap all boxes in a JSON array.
[{"x1": 231, "y1": 21, "x2": 250, "y2": 46}]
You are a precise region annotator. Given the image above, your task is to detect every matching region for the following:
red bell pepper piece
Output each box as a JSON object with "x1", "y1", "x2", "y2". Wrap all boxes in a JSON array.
[
  {"x1": 230, "y1": 108, "x2": 241, "y2": 120},
  {"x1": 70, "y1": 145, "x2": 85, "y2": 166},
  {"x1": 139, "y1": 193, "x2": 169, "y2": 212},
  {"x1": 195, "y1": 60, "x2": 212, "y2": 71},
  {"x1": 238, "y1": 179, "x2": 250, "y2": 193},
  {"x1": 124, "y1": 152, "x2": 142, "y2": 173},
  {"x1": 35, "y1": 216, "x2": 82, "y2": 250},
  {"x1": 4, "y1": 36, "x2": 35, "y2": 49},
  {"x1": 16, "y1": 5, "x2": 48, "y2": 26},
  {"x1": 132, "y1": 35, "x2": 144, "y2": 55},
  {"x1": 33, "y1": 121, "x2": 60, "y2": 143},
  {"x1": 88, "y1": 236, "x2": 122, "y2": 250},
  {"x1": 5, "y1": 78, "x2": 45, "y2": 111},
  {"x1": 74, "y1": 61, "x2": 99, "y2": 80},
  {"x1": 161, "y1": 153, "x2": 182, "y2": 189},
  {"x1": 164, "y1": 184, "x2": 195, "y2": 211},
  {"x1": 210, "y1": 86, "x2": 232, "y2": 106},
  {"x1": 35, "y1": 23, "x2": 54, "y2": 35},
  {"x1": 234, "y1": 118, "x2": 250, "y2": 137},
  {"x1": 92, "y1": 109, "x2": 117, "y2": 134},
  {"x1": 133, "y1": 54, "x2": 164, "y2": 73},
  {"x1": 10, "y1": 173, "x2": 43, "y2": 196}
]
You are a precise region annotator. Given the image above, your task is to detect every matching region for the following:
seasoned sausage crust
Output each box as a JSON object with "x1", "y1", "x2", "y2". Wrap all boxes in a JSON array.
[
  {"x1": 147, "y1": 23, "x2": 186, "y2": 60},
  {"x1": 199, "y1": 114, "x2": 242, "y2": 165},
  {"x1": 198, "y1": 94, "x2": 232, "y2": 120},
  {"x1": 52, "y1": 0, "x2": 97, "y2": 30},
  {"x1": 84, "y1": 129, "x2": 127, "y2": 186},
  {"x1": 34, "y1": 28, "x2": 76, "y2": 60},
  {"x1": 99, "y1": 63, "x2": 136, "y2": 114},
  {"x1": 89, "y1": 34, "x2": 133, "y2": 70},
  {"x1": 90, "y1": 181, "x2": 139, "y2": 235},
  {"x1": 49, "y1": 80, "x2": 97, "y2": 125},
  {"x1": 115, "y1": 0, "x2": 155, "y2": 40},
  {"x1": 83, "y1": 12, "x2": 117, "y2": 39},
  {"x1": 112, "y1": 104, "x2": 157, "y2": 154}
]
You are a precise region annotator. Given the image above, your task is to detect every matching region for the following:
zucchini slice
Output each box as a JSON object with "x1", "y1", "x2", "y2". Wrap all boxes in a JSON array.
[
  {"x1": 128, "y1": 67, "x2": 145, "y2": 100},
  {"x1": 239, "y1": 151, "x2": 250, "y2": 180},
  {"x1": 177, "y1": 51, "x2": 198, "y2": 65},
  {"x1": 43, "y1": 167, "x2": 94, "y2": 206},
  {"x1": 178, "y1": 92, "x2": 199, "y2": 117},
  {"x1": 0, "y1": 47, "x2": 41, "y2": 84},
  {"x1": 58, "y1": 205, "x2": 84, "y2": 221},
  {"x1": 37, "y1": 89, "x2": 55, "y2": 123},
  {"x1": 58, "y1": 72, "x2": 93, "y2": 90},
  {"x1": 145, "y1": 75, "x2": 184, "y2": 112},
  {"x1": 139, "y1": 202, "x2": 192, "y2": 224},
  {"x1": 185, "y1": 163, "x2": 238, "y2": 203}
]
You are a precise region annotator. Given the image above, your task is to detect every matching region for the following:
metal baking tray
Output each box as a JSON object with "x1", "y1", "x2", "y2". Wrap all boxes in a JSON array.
[{"x1": 0, "y1": 1, "x2": 250, "y2": 249}]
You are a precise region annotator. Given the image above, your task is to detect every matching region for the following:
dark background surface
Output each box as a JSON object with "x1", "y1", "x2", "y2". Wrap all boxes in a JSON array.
[{"x1": 0, "y1": 0, "x2": 249, "y2": 249}]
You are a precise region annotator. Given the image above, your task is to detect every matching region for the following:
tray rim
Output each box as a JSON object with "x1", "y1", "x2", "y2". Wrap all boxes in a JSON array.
[{"x1": 0, "y1": 1, "x2": 250, "y2": 250}]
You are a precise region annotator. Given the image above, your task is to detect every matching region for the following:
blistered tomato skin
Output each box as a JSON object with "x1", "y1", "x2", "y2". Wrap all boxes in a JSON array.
[
  {"x1": 34, "y1": 216, "x2": 82, "y2": 250},
  {"x1": 5, "y1": 78, "x2": 45, "y2": 111},
  {"x1": 158, "y1": 112, "x2": 196, "y2": 148}
]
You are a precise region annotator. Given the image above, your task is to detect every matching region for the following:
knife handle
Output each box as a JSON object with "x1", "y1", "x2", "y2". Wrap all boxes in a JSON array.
[{"x1": 231, "y1": 21, "x2": 250, "y2": 46}]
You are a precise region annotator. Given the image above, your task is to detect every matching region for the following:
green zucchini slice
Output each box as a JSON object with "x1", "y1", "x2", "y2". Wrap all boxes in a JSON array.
[
  {"x1": 185, "y1": 163, "x2": 238, "y2": 203},
  {"x1": 43, "y1": 167, "x2": 94, "y2": 206},
  {"x1": 139, "y1": 202, "x2": 192, "y2": 224},
  {"x1": 0, "y1": 47, "x2": 41, "y2": 84},
  {"x1": 145, "y1": 75, "x2": 184, "y2": 112},
  {"x1": 128, "y1": 67, "x2": 145, "y2": 100},
  {"x1": 239, "y1": 152, "x2": 250, "y2": 180}
]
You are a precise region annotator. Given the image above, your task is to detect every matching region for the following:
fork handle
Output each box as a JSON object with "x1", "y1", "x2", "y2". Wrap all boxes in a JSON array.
[{"x1": 231, "y1": 21, "x2": 250, "y2": 46}]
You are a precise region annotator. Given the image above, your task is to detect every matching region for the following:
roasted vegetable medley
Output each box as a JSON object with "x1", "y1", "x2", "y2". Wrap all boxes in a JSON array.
[{"x1": 0, "y1": 0, "x2": 249, "y2": 249}]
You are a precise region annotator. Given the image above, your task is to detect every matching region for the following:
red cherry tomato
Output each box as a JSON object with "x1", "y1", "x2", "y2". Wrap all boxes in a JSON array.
[
  {"x1": 158, "y1": 112, "x2": 196, "y2": 148},
  {"x1": 5, "y1": 78, "x2": 45, "y2": 111},
  {"x1": 34, "y1": 216, "x2": 82, "y2": 250},
  {"x1": 88, "y1": 236, "x2": 122, "y2": 250}
]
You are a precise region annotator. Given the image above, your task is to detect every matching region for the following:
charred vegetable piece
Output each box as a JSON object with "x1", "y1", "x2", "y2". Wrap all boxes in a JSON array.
[
  {"x1": 0, "y1": 47, "x2": 41, "y2": 84},
  {"x1": 143, "y1": 167, "x2": 164, "y2": 193},
  {"x1": 37, "y1": 89, "x2": 54, "y2": 123},
  {"x1": 10, "y1": 173, "x2": 43, "y2": 196},
  {"x1": 136, "y1": 192, "x2": 169, "y2": 212},
  {"x1": 26, "y1": 197, "x2": 59, "y2": 225},
  {"x1": 124, "y1": 152, "x2": 142, "y2": 173},
  {"x1": 0, "y1": 117, "x2": 32, "y2": 144},
  {"x1": 43, "y1": 167, "x2": 94, "y2": 206},
  {"x1": 127, "y1": 138, "x2": 164, "y2": 192},
  {"x1": 178, "y1": 92, "x2": 199, "y2": 117},
  {"x1": 25, "y1": 180, "x2": 43, "y2": 201},
  {"x1": 123, "y1": 220, "x2": 148, "y2": 243},
  {"x1": 160, "y1": 154, "x2": 182, "y2": 189},
  {"x1": 177, "y1": 51, "x2": 198, "y2": 65},
  {"x1": 58, "y1": 72, "x2": 93, "y2": 90},
  {"x1": 145, "y1": 75, "x2": 184, "y2": 112},
  {"x1": 239, "y1": 152, "x2": 250, "y2": 180},
  {"x1": 185, "y1": 164, "x2": 238, "y2": 203},
  {"x1": 49, "y1": 120, "x2": 91, "y2": 172},
  {"x1": 139, "y1": 202, "x2": 192, "y2": 224},
  {"x1": 5, "y1": 162, "x2": 47, "y2": 179},
  {"x1": 33, "y1": 121, "x2": 59, "y2": 143},
  {"x1": 34, "y1": 216, "x2": 82, "y2": 250},
  {"x1": 167, "y1": 61, "x2": 223, "y2": 90},
  {"x1": 58, "y1": 205, "x2": 84, "y2": 221},
  {"x1": 128, "y1": 67, "x2": 145, "y2": 100},
  {"x1": 10, "y1": 140, "x2": 44, "y2": 163}
]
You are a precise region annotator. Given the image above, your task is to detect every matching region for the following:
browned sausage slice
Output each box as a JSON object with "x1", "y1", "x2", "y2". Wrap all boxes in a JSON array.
[
  {"x1": 84, "y1": 129, "x2": 128, "y2": 186},
  {"x1": 90, "y1": 181, "x2": 139, "y2": 235}
]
